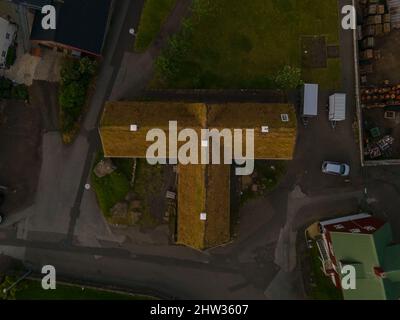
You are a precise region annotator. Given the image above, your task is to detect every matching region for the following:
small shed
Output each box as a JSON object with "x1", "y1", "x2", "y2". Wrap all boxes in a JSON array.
[
  {"x1": 329, "y1": 94, "x2": 346, "y2": 121},
  {"x1": 302, "y1": 83, "x2": 319, "y2": 117}
]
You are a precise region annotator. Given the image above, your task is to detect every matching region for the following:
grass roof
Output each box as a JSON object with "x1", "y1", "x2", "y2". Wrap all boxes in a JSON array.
[
  {"x1": 177, "y1": 164, "x2": 230, "y2": 250},
  {"x1": 100, "y1": 102, "x2": 297, "y2": 160},
  {"x1": 99, "y1": 101, "x2": 297, "y2": 250},
  {"x1": 176, "y1": 164, "x2": 206, "y2": 249}
]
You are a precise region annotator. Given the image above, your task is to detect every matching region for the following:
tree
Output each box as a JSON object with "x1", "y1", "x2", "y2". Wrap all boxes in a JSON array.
[
  {"x1": 274, "y1": 65, "x2": 303, "y2": 90},
  {"x1": 79, "y1": 57, "x2": 97, "y2": 77},
  {"x1": 59, "y1": 82, "x2": 86, "y2": 112},
  {"x1": 60, "y1": 59, "x2": 81, "y2": 84}
]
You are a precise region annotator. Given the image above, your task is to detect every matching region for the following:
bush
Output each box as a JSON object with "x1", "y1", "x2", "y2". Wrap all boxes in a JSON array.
[
  {"x1": 11, "y1": 84, "x2": 28, "y2": 101},
  {"x1": 274, "y1": 65, "x2": 303, "y2": 89},
  {"x1": 59, "y1": 82, "x2": 86, "y2": 110},
  {"x1": 5, "y1": 46, "x2": 16, "y2": 68},
  {"x1": 0, "y1": 77, "x2": 28, "y2": 101},
  {"x1": 58, "y1": 57, "x2": 97, "y2": 140},
  {"x1": 0, "y1": 77, "x2": 13, "y2": 99}
]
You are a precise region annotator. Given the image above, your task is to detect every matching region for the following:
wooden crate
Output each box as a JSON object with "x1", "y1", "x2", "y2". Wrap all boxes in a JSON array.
[{"x1": 384, "y1": 22, "x2": 391, "y2": 33}]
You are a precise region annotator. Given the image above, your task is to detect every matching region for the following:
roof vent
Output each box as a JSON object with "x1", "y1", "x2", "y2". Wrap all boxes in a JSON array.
[
  {"x1": 281, "y1": 114, "x2": 289, "y2": 122},
  {"x1": 200, "y1": 212, "x2": 207, "y2": 221},
  {"x1": 130, "y1": 124, "x2": 138, "y2": 132},
  {"x1": 261, "y1": 126, "x2": 269, "y2": 133}
]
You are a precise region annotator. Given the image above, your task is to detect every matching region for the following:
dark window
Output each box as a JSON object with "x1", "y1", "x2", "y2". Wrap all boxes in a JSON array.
[{"x1": 5, "y1": 33, "x2": 10, "y2": 40}]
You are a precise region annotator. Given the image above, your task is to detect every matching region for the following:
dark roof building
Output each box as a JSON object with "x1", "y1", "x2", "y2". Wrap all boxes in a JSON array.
[
  {"x1": 10, "y1": 0, "x2": 51, "y2": 10},
  {"x1": 26, "y1": 0, "x2": 111, "y2": 56}
]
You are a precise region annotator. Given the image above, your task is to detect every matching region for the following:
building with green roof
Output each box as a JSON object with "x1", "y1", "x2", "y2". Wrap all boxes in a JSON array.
[{"x1": 317, "y1": 214, "x2": 400, "y2": 300}]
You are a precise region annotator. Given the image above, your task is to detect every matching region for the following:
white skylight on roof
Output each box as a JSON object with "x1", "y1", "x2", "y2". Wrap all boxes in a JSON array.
[
  {"x1": 281, "y1": 114, "x2": 289, "y2": 122},
  {"x1": 261, "y1": 126, "x2": 269, "y2": 133}
]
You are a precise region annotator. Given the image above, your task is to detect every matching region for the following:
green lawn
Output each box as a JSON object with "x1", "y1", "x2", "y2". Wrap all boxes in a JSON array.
[
  {"x1": 91, "y1": 153, "x2": 132, "y2": 217},
  {"x1": 154, "y1": 0, "x2": 341, "y2": 89},
  {"x1": 135, "y1": 0, "x2": 177, "y2": 52},
  {"x1": 91, "y1": 154, "x2": 164, "y2": 227},
  {"x1": 8, "y1": 279, "x2": 153, "y2": 300}
]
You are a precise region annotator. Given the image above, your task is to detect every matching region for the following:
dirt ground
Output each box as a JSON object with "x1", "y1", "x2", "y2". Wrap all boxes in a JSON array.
[
  {"x1": 301, "y1": 36, "x2": 327, "y2": 68},
  {"x1": 365, "y1": 29, "x2": 400, "y2": 85},
  {"x1": 0, "y1": 81, "x2": 59, "y2": 215},
  {"x1": 362, "y1": 108, "x2": 400, "y2": 159},
  {"x1": 5, "y1": 50, "x2": 63, "y2": 86},
  {"x1": 360, "y1": 28, "x2": 400, "y2": 161},
  {"x1": 0, "y1": 99, "x2": 42, "y2": 214}
]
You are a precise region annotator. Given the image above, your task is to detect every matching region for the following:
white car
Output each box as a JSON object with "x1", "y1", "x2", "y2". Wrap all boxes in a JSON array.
[{"x1": 322, "y1": 161, "x2": 350, "y2": 177}]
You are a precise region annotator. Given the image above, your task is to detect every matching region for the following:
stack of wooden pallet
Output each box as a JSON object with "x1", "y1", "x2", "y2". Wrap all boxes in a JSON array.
[
  {"x1": 361, "y1": 84, "x2": 400, "y2": 107},
  {"x1": 358, "y1": 0, "x2": 391, "y2": 41}
]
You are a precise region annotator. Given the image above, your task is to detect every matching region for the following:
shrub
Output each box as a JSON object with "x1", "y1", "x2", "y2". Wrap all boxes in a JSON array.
[
  {"x1": 59, "y1": 82, "x2": 86, "y2": 110},
  {"x1": 5, "y1": 46, "x2": 16, "y2": 68},
  {"x1": 0, "y1": 77, "x2": 12, "y2": 99},
  {"x1": 0, "y1": 78, "x2": 29, "y2": 101},
  {"x1": 11, "y1": 84, "x2": 28, "y2": 101},
  {"x1": 274, "y1": 65, "x2": 303, "y2": 89},
  {"x1": 58, "y1": 57, "x2": 97, "y2": 141}
]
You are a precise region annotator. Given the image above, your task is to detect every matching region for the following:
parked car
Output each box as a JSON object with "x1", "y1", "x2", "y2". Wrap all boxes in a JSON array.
[{"x1": 322, "y1": 161, "x2": 350, "y2": 177}]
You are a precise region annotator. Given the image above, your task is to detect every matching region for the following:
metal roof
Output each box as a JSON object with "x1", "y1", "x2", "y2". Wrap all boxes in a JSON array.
[
  {"x1": 329, "y1": 93, "x2": 346, "y2": 121},
  {"x1": 303, "y1": 83, "x2": 318, "y2": 116},
  {"x1": 329, "y1": 222, "x2": 400, "y2": 300}
]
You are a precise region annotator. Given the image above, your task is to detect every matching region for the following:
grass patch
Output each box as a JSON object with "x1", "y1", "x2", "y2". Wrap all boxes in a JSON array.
[
  {"x1": 133, "y1": 159, "x2": 164, "y2": 198},
  {"x1": 91, "y1": 153, "x2": 131, "y2": 217},
  {"x1": 133, "y1": 159, "x2": 164, "y2": 228},
  {"x1": 154, "y1": 0, "x2": 341, "y2": 89},
  {"x1": 240, "y1": 161, "x2": 287, "y2": 205},
  {"x1": 135, "y1": 0, "x2": 177, "y2": 52},
  {"x1": 308, "y1": 244, "x2": 343, "y2": 300},
  {"x1": 91, "y1": 155, "x2": 164, "y2": 228},
  {"x1": 1, "y1": 277, "x2": 153, "y2": 300}
]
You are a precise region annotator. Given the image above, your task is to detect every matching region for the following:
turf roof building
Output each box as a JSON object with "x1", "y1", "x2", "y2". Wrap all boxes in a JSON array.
[
  {"x1": 317, "y1": 214, "x2": 400, "y2": 300},
  {"x1": 99, "y1": 101, "x2": 297, "y2": 250}
]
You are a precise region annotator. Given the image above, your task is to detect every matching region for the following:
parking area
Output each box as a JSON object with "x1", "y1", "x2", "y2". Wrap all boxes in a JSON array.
[{"x1": 293, "y1": 90, "x2": 362, "y2": 196}]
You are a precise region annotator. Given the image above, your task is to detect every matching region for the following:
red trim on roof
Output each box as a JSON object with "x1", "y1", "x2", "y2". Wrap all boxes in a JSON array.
[{"x1": 324, "y1": 217, "x2": 385, "y2": 234}]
